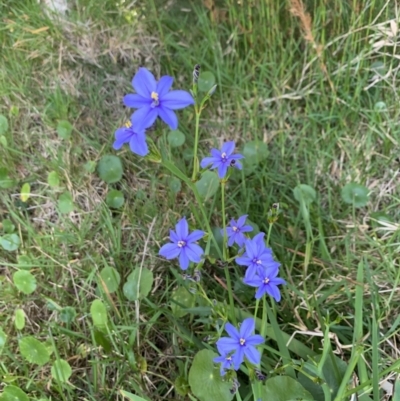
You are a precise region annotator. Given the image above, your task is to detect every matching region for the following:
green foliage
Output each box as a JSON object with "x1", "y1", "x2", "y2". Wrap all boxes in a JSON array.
[
  {"x1": 58, "y1": 192, "x2": 75, "y2": 214},
  {"x1": 97, "y1": 155, "x2": 123, "y2": 184},
  {"x1": 0, "y1": 328, "x2": 7, "y2": 355},
  {"x1": 51, "y1": 359, "x2": 72, "y2": 383},
  {"x1": 170, "y1": 286, "x2": 196, "y2": 318},
  {"x1": 341, "y1": 183, "x2": 369, "y2": 208},
  {"x1": 13, "y1": 270, "x2": 37, "y2": 294},
  {"x1": 47, "y1": 171, "x2": 60, "y2": 187},
  {"x1": 90, "y1": 299, "x2": 108, "y2": 328},
  {"x1": 167, "y1": 130, "x2": 186, "y2": 147},
  {"x1": 198, "y1": 71, "x2": 216, "y2": 92},
  {"x1": 106, "y1": 189, "x2": 125, "y2": 209},
  {"x1": 19, "y1": 336, "x2": 50, "y2": 366},
  {"x1": 0, "y1": 168, "x2": 15, "y2": 189},
  {"x1": 123, "y1": 267, "x2": 153, "y2": 301},
  {"x1": 0, "y1": 234, "x2": 20, "y2": 251},
  {"x1": 14, "y1": 308, "x2": 26, "y2": 330},
  {"x1": 261, "y1": 376, "x2": 314, "y2": 401},
  {"x1": 0, "y1": 114, "x2": 9, "y2": 135},
  {"x1": 293, "y1": 184, "x2": 317, "y2": 204},
  {"x1": 56, "y1": 120, "x2": 73, "y2": 139},
  {"x1": 100, "y1": 266, "x2": 121, "y2": 293},
  {"x1": 168, "y1": 176, "x2": 182, "y2": 193},
  {"x1": 195, "y1": 171, "x2": 219, "y2": 200},
  {"x1": 188, "y1": 350, "x2": 233, "y2": 401},
  {"x1": 0, "y1": 385, "x2": 29, "y2": 401}
]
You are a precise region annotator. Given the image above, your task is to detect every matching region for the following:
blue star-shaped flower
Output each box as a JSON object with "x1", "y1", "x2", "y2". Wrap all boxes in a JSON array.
[
  {"x1": 200, "y1": 141, "x2": 244, "y2": 179},
  {"x1": 243, "y1": 265, "x2": 286, "y2": 301},
  {"x1": 221, "y1": 214, "x2": 253, "y2": 247},
  {"x1": 113, "y1": 121, "x2": 148, "y2": 156},
  {"x1": 159, "y1": 217, "x2": 204, "y2": 270},
  {"x1": 213, "y1": 352, "x2": 235, "y2": 376},
  {"x1": 235, "y1": 233, "x2": 278, "y2": 278},
  {"x1": 214, "y1": 318, "x2": 264, "y2": 374},
  {"x1": 123, "y1": 68, "x2": 195, "y2": 132}
]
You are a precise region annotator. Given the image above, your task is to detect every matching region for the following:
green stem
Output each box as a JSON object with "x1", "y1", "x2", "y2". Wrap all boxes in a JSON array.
[
  {"x1": 191, "y1": 108, "x2": 201, "y2": 180},
  {"x1": 221, "y1": 181, "x2": 227, "y2": 261}
]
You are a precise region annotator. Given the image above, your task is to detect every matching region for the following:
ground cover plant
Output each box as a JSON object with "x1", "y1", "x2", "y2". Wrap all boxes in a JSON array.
[{"x1": 0, "y1": 0, "x2": 400, "y2": 400}]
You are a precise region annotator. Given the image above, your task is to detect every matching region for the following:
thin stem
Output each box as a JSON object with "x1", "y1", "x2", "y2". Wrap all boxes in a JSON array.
[
  {"x1": 221, "y1": 181, "x2": 227, "y2": 261},
  {"x1": 191, "y1": 108, "x2": 201, "y2": 180}
]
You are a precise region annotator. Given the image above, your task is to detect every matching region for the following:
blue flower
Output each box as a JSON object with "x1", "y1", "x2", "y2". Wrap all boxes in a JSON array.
[
  {"x1": 221, "y1": 214, "x2": 253, "y2": 247},
  {"x1": 214, "y1": 318, "x2": 264, "y2": 374},
  {"x1": 123, "y1": 67, "x2": 195, "y2": 132},
  {"x1": 113, "y1": 121, "x2": 148, "y2": 156},
  {"x1": 159, "y1": 217, "x2": 204, "y2": 270},
  {"x1": 200, "y1": 141, "x2": 244, "y2": 179},
  {"x1": 243, "y1": 265, "x2": 286, "y2": 301},
  {"x1": 213, "y1": 352, "x2": 235, "y2": 376},
  {"x1": 235, "y1": 233, "x2": 278, "y2": 278}
]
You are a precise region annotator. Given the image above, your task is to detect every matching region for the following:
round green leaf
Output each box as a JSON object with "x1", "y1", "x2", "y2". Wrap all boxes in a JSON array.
[
  {"x1": 56, "y1": 120, "x2": 73, "y2": 139},
  {"x1": 2, "y1": 219, "x2": 15, "y2": 234},
  {"x1": 20, "y1": 183, "x2": 31, "y2": 202},
  {"x1": 51, "y1": 359, "x2": 72, "y2": 383},
  {"x1": 195, "y1": 171, "x2": 220, "y2": 200},
  {"x1": 0, "y1": 135, "x2": 7, "y2": 147},
  {"x1": 188, "y1": 349, "x2": 233, "y2": 401},
  {"x1": 374, "y1": 101, "x2": 387, "y2": 112},
  {"x1": 84, "y1": 160, "x2": 96, "y2": 173},
  {"x1": 1, "y1": 385, "x2": 29, "y2": 401},
  {"x1": 13, "y1": 270, "x2": 37, "y2": 294},
  {"x1": 0, "y1": 167, "x2": 15, "y2": 189},
  {"x1": 0, "y1": 328, "x2": 7, "y2": 354},
  {"x1": 19, "y1": 336, "x2": 50, "y2": 366},
  {"x1": 59, "y1": 306, "x2": 77, "y2": 324},
  {"x1": 242, "y1": 140, "x2": 268, "y2": 165},
  {"x1": 15, "y1": 309, "x2": 26, "y2": 330},
  {"x1": 100, "y1": 266, "x2": 121, "y2": 293},
  {"x1": 47, "y1": 171, "x2": 60, "y2": 187},
  {"x1": 0, "y1": 234, "x2": 20, "y2": 251},
  {"x1": 198, "y1": 71, "x2": 216, "y2": 93},
  {"x1": 106, "y1": 189, "x2": 125, "y2": 209},
  {"x1": 341, "y1": 183, "x2": 369, "y2": 208},
  {"x1": 17, "y1": 255, "x2": 35, "y2": 270},
  {"x1": 170, "y1": 286, "x2": 196, "y2": 318},
  {"x1": 261, "y1": 376, "x2": 314, "y2": 401},
  {"x1": 97, "y1": 155, "x2": 123, "y2": 184},
  {"x1": 90, "y1": 299, "x2": 108, "y2": 328},
  {"x1": 169, "y1": 177, "x2": 181, "y2": 194},
  {"x1": 123, "y1": 267, "x2": 153, "y2": 301},
  {"x1": 58, "y1": 192, "x2": 74, "y2": 214},
  {"x1": 293, "y1": 184, "x2": 317, "y2": 204},
  {"x1": 0, "y1": 115, "x2": 9, "y2": 135},
  {"x1": 167, "y1": 130, "x2": 186, "y2": 147}
]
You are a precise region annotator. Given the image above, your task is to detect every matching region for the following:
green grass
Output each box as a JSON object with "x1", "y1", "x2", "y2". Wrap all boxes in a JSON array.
[{"x1": 1, "y1": 0, "x2": 400, "y2": 400}]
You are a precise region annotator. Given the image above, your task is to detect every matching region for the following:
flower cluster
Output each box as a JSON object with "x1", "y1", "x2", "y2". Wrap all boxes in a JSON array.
[
  {"x1": 214, "y1": 318, "x2": 264, "y2": 376},
  {"x1": 113, "y1": 67, "x2": 195, "y2": 156}
]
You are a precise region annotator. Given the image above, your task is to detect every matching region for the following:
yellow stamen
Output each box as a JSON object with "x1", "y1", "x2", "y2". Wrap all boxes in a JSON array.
[
  {"x1": 124, "y1": 121, "x2": 132, "y2": 128},
  {"x1": 151, "y1": 92, "x2": 159, "y2": 101}
]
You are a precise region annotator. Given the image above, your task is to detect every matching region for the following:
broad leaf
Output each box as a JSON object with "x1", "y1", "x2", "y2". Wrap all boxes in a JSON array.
[
  {"x1": 123, "y1": 267, "x2": 153, "y2": 301},
  {"x1": 51, "y1": 359, "x2": 72, "y2": 382},
  {"x1": 195, "y1": 171, "x2": 219, "y2": 200},
  {"x1": 261, "y1": 376, "x2": 314, "y2": 401},
  {"x1": 100, "y1": 266, "x2": 121, "y2": 293},
  {"x1": 90, "y1": 299, "x2": 108, "y2": 328},
  {"x1": 97, "y1": 155, "x2": 123, "y2": 184},
  {"x1": 19, "y1": 336, "x2": 50, "y2": 366},
  {"x1": 13, "y1": 270, "x2": 37, "y2": 294}
]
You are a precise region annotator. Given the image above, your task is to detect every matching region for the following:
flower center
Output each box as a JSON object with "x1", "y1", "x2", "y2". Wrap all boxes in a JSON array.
[
  {"x1": 232, "y1": 225, "x2": 239, "y2": 233},
  {"x1": 239, "y1": 338, "x2": 246, "y2": 346},
  {"x1": 252, "y1": 257, "x2": 262, "y2": 265},
  {"x1": 263, "y1": 277, "x2": 270, "y2": 284},
  {"x1": 221, "y1": 152, "x2": 227, "y2": 162},
  {"x1": 124, "y1": 121, "x2": 132, "y2": 128},
  {"x1": 151, "y1": 91, "x2": 159, "y2": 107},
  {"x1": 177, "y1": 240, "x2": 186, "y2": 248},
  {"x1": 226, "y1": 355, "x2": 232, "y2": 361}
]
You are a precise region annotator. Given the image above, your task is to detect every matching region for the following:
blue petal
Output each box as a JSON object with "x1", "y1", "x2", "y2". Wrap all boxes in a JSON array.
[
  {"x1": 227, "y1": 235, "x2": 235, "y2": 247},
  {"x1": 175, "y1": 218, "x2": 189, "y2": 239},
  {"x1": 217, "y1": 163, "x2": 228, "y2": 178},
  {"x1": 157, "y1": 106, "x2": 178, "y2": 130},
  {"x1": 224, "y1": 322, "x2": 240, "y2": 340},
  {"x1": 232, "y1": 348, "x2": 244, "y2": 370},
  {"x1": 186, "y1": 230, "x2": 205, "y2": 242},
  {"x1": 216, "y1": 337, "x2": 238, "y2": 354},
  {"x1": 210, "y1": 148, "x2": 222, "y2": 158},
  {"x1": 113, "y1": 127, "x2": 132, "y2": 150},
  {"x1": 159, "y1": 243, "x2": 181, "y2": 259},
  {"x1": 267, "y1": 284, "x2": 281, "y2": 302},
  {"x1": 241, "y1": 225, "x2": 253, "y2": 233},
  {"x1": 255, "y1": 286, "x2": 267, "y2": 299},
  {"x1": 240, "y1": 318, "x2": 255, "y2": 339},
  {"x1": 244, "y1": 345, "x2": 261, "y2": 365},
  {"x1": 184, "y1": 245, "x2": 202, "y2": 263},
  {"x1": 246, "y1": 334, "x2": 264, "y2": 346},
  {"x1": 130, "y1": 107, "x2": 158, "y2": 132},
  {"x1": 230, "y1": 153, "x2": 245, "y2": 160},
  {"x1": 233, "y1": 161, "x2": 243, "y2": 170},
  {"x1": 123, "y1": 93, "x2": 151, "y2": 108},
  {"x1": 271, "y1": 277, "x2": 286, "y2": 286},
  {"x1": 235, "y1": 255, "x2": 251, "y2": 266},
  {"x1": 179, "y1": 251, "x2": 189, "y2": 270},
  {"x1": 170, "y1": 229, "x2": 179, "y2": 243},
  {"x1": 200, "y1": 156, "x2": 218, "y2": 168},
  {"x1": 161, "y1": 90, "x2": 195, "y2": 110},
  {"x1": 132, "y1": 67, "x2": 157, "y2": 97},
  {"x1": 243, "y1": 276, "x2": 261, "y2": 287},
  {"x1": 129, "y1": 131, "x2": 148, "y2": 156},
  {"x1": 156, "y1": 75, "x2": 174, "y2": 96},
  {"x1": 237, "y1": 215, "x2": 248, "y2": 227},
  {"x1": 221, "y1": 141, "x2": 235, "y2": 155}
]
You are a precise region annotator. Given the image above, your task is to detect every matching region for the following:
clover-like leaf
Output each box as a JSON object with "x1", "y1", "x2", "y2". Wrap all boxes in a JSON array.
[
  {"x1": 198, "y1": 71, "x2": 216, "y2": 93},
  {"x1": 123, "y1": 267, "x2": 153, "y2": 301},
  {"x1": 0, "y1": 167, "x2": 15, "y2": 189},
  {"x1": 15, "y1": 308, "x2": 26, "y2": 330},
  {"x1": 188, "y1": 349, "x2": 233, "y2": 401},
  {"x1": 0, "y1": 233, "x2": 20, "y2": 251},
  {"x1": 1, "y1": 385, "x2": 29, "y2": 401},
  {"x1": 170, "y1": 286, "x2": 196, "y2": 318},
  {"x1": 0, "y1": 114, "x2": 9, "y2": 135},
  {"x1": 100, "y1": 266, "x2": 121, "y2": 293},
  {"x1": 58, "y1": 191, "x2": 74, "y2": 214},
  {"x1": 261, "y1": 376, "x2": 314, "y2": 401},
  {"x1": 242, "y1": 140, "x2": 268, "y2": 165},
  {"x1": 97, "y1": 155, "x2": 123, "y2": 184},
  {"x1": 169, "y1": 177, "x2": 182, "y2": 194},
  {"x1": 20, "y1": 183, "x2": 31, "y2": 202},
  {"x1": 59, "y1": 306, "x2": 77, "y2": 324},
  {"x1": 13, "y1": 270, "x2": 37, "y2": 294},
  {"x1": 106, "y1": 189, "x2": 125, "y2": 209},
  {"x1": 19, "y1": 336, "x2": 50, "y2": 366},
  {"x1": 51, "y1": 359, "x2": 72, "y2": 383},
  {"x1": 90, "y1": 299, "x2": 108, "y2": 328},
  {"x1": 293, "y1": 184, "x2": 317, "y2": 204},
  {"x1": 48, "y1": 171, "x2": 60, "y2": 187},
  {"x1": 341, "y1": 183, "x2": 369, "y2": 208},
  {"x1": 196, "y1": 171, "x2": 219, "y2": 200},
  {"x1": 167, "y1": 130, "x2": 186, "y2": 147}
]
